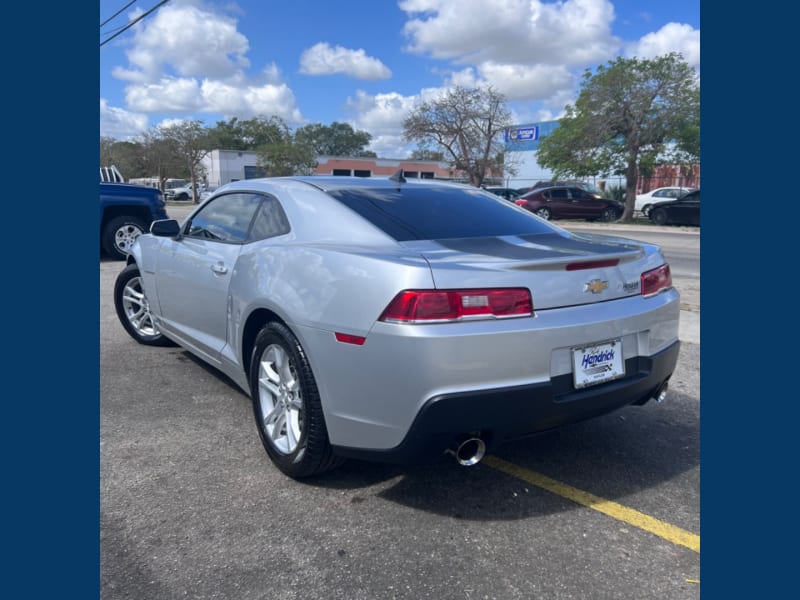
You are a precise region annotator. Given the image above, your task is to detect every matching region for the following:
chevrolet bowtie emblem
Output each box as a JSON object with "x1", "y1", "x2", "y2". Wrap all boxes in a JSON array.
[{"x1": 584, "y1": 279, "x2": 609, "y2": 294}]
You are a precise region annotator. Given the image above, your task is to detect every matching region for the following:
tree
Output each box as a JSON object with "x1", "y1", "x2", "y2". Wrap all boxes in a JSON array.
[
  {"x1": 254, "y1": 117, "x2": 317, "y2": 176},
  {"x1": 294, "y1": 122, "x2": 375, "y2": 157},
  {"x1": 136, "y1": 131, "x2": 186, "y2": 189},
  {"x1": 101, "y1": 137, "x2": 150, "y2": 180},
  {"x1": 158, "y1": 120, "x2": 211, "y2": 202},
  {"x1": 403, "y1": 85, "x2": 512, "y2": 187},
  {"x1": 536, "y1": 53, "x2": 700, "y2": 221},
  {"x1": 409, "y1": 148, "x2": 445, "y2": 161}
]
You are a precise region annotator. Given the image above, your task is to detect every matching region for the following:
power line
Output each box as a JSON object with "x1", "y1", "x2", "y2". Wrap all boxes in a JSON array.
[
  {"x1": 100, "y1": 0, "x2": 170, "y2": 47},
  {"x1": 100, "y1": 0, "x2": 138, "y2": 29}
]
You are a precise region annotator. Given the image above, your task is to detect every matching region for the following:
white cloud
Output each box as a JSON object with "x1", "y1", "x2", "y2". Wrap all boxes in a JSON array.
[
  {"x1": 397, "y1": 0, "x2": 620, "y2": 123},
  {"x1": 400, "y1": 0, "x2": 619, "y2": 67},
  {"x1": 124, "y1": 76, "x2": 303, "y2": 123},
  {"x1": 627, "y1": 22, "x2": 700, "y2": 70},
  {"x1": 108, "y1": 1, "x2": 304, "y2": 123},
  {"x1": 299, "y1": 43, "x2": 392, "y2": 80},
  {"x1": 100, "y1": 99, "x2": 149, "y2": 139},
  {"x1": 345, "y1": 90, "x2": 420, "y2": 156},
  {"x1": 117, "y1": 2, "x2": 249, "y2": 83},
  {"x1": 477, "y1": 63, "x2": 574, "y2": 101}
]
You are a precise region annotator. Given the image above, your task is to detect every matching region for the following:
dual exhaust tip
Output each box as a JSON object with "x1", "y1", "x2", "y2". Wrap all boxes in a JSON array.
[{"x1": 447, "y1": 436, "x2": 487, "y2": 466}]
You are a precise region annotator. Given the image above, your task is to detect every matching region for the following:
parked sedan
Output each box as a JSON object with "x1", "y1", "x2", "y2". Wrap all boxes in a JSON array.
[
  {"x1": 114, "y1": 176, "x2": 680, "y2": 478},
  {"x1": 515, "y1": 186, "x2": 623, "y2": 221},
  {"x1": 635, "y1": 187, "x2": 695, "y2": 216},
  {"x1": 648, "y1": 189, "x2": 700, "y2": 226}
]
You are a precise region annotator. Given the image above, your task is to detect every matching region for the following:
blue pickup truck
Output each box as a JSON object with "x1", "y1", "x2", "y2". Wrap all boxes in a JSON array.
[{"x1": 100, "y1": 181, "x2": 169, "y2": 260}]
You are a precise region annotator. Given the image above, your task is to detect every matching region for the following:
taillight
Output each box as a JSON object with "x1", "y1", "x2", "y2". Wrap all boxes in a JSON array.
[
  {"x1": 379, "y1": 289, "x2": 533, "y2": 323},
  {"x1": 641, "y1": 264, "x2": 672, "y2": 297},
  {"x1": 514, "y1": 199, "x2": 526, "y2": 206}
]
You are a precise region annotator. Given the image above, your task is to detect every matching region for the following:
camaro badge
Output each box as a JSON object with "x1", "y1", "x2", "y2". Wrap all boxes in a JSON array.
[{"x1": 584, "y1": 279, "x2": 609, "y2": 294}]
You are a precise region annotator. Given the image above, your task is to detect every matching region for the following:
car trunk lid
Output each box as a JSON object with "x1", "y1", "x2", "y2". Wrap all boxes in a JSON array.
[{"x1": 400, "y1": 232, "x2": 652, "y2": 310}]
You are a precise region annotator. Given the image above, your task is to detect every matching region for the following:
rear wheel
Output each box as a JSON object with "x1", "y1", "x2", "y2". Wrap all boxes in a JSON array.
[
  {"x1": 535, "y1": 207, "x2": 551, "y2": 220},
  {"x1": 249, "y1": 322, "x2": 344, "y2": 478},
  {"x1": 103, "y1": 216, "x2": 146, "y2": 260},
  {"x1": 642, "y1": 204, "x2": 652, "y2": 217},
  {"x1": 114, "y1": 264, "x2": 176, "y2": 346},
  {"x1": 651, "y1": 208, "x2": 669, "y2": 225}
]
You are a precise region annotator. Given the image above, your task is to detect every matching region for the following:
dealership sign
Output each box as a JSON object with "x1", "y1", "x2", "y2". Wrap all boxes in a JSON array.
[{"x1": 505, "y1": 126, "x2": 539, "y2": 143}]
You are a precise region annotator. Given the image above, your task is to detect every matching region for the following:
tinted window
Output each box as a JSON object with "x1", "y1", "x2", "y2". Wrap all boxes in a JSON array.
[
  {"x1": 683, "y1": 191, "x2": 699, "y2": 202},
  {"x1": 549, "y1": 188, "x2": 569, "y2": 199},
  {"x1": 249, "y1": 196, "x2": 291, "y2": 241},
  {"x1": 186, "y1": 193, "x2": 261, "y2": 243},
  {"x1": 327, "y1": 186, "x2": 553, "y2": 241}
]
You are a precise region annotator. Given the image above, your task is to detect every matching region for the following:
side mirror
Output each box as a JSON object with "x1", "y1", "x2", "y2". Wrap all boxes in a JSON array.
[{"x1": 150, "y1": 219, "x2": 181, "y2": 237}]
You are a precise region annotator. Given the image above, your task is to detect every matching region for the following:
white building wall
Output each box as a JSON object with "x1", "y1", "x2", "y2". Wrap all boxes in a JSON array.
[
  {"x1": 505, "y1": 151, "x2": 554, "y2": 189},
  {"x1": 201, "y1": 150, "x2": 260, "y2": 189}
]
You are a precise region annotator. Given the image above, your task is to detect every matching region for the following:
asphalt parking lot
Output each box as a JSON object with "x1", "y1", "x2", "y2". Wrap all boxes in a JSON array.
[{"x1": 100, "y1": 208, "x2": 700, "y2": 599}]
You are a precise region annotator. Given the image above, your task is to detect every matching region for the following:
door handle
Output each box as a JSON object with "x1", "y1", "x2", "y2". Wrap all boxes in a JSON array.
[{"x1": 211, "y1": 262, "x2": 228, "y2": 275}]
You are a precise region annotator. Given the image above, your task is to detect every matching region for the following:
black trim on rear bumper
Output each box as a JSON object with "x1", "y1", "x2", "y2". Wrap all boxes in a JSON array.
[{"x1": 332, "y1": 341, "x2": 680, "y2": 464}]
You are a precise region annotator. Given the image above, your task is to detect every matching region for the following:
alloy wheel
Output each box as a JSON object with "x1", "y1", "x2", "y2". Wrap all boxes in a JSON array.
[{"x1": 258, "y1": 344, "x2": 304, "y2": 455}]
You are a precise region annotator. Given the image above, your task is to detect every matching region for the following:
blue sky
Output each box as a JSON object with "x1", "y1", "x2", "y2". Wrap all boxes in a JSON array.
[{"x1": 99, "y1": 0, "x2": 700, "y2": 157}]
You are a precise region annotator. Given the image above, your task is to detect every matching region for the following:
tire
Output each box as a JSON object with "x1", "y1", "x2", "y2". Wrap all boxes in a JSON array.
[
  {"x1": 174, "y1": 192, "x2": 189, "y2": 201},
  {"x1": 641, "y1": 204, "x2": 652, "y2": 217},
  {"x1": 114, "y1": 264, "x2": 176, "y2": 346},
  {"x1": 600, "y1": 207, "x2": 619, "y2": 222},
  {"x1": 103, "y1": 216, "x2": 146, "y2": 260},
  {"x1": 535, "y1": 207, "x2": 552, "y2": 220},
  {"x1": 651, "y1": 208, "x2": 669, "y2": 226},
  {"x1": 249, "y1": 322, "x2": 344, "y2": 478}
]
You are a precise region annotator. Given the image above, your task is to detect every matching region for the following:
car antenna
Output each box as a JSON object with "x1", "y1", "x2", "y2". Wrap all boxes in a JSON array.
[{"x1": 389, "y1": 169, "x2": 406, "y2": 185}]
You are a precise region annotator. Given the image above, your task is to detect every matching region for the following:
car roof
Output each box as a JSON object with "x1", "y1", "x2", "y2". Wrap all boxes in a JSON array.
[{"x1": 255, "y1": 175, "x2": 474, "y2": 193}]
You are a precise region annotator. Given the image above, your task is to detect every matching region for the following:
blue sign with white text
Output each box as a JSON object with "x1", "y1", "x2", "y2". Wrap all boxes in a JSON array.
[{"x1": 506, "y1": 126, "x2": 539, "y2": 142}]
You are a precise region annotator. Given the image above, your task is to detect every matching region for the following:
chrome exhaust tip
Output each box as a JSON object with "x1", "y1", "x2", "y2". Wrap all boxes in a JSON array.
[
  {"x1": 448, "y1": 437, "x2": 487, "y2": 466},
  {"x1": 655, "y1": 382, "x2": 669, "y2": 403}
]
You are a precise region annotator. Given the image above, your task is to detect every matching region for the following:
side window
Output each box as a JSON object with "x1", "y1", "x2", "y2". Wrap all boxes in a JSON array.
[
  {"x1": 249, "y1": 196, "x2": 291, "y2": 241},
  {"x1": 185, "y1": 193, "x2": 261, "y2": 243},
  {"x1": 550, "y1": 188, "x2": 568, "y2": 199}
]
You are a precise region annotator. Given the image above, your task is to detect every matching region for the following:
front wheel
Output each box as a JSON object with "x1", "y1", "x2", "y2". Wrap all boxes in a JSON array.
[
  {"x1": 249, "y1": 322, "x2": 344, "y2": 478},
  {"x1": 103, "y1": 216, "x2": 146, "y2": 260},
  {"x1": 535, "y1": 207, "x2": 552, "y2": 220},
  {"x1": 651, "y1": 208, "x2": 669, "y2": 226},
  {"x1": 601, "y1": 207, "x2": 620, "y2": 222},
  {"x1": 114, "y1": 264, "x2": 176, "y2": 346}
]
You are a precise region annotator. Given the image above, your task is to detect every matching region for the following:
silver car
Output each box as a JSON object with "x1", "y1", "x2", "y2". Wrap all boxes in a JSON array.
[{"x1": 114, "y1": 176, "x2": 680, "y2": 478}]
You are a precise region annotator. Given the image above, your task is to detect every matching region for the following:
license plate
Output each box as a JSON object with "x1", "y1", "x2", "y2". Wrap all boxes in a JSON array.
[{"x1": 572, "y1": 339, "x2": 624, "y2": 389}]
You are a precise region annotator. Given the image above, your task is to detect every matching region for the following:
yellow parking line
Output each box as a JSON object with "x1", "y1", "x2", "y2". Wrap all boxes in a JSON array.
[{"x1": 483, "y1": 455, "x2": 700, "y2": 553}]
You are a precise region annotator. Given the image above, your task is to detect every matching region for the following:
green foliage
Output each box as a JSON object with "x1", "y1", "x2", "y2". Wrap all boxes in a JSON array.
[
  {"x1": 248, "y1": 118, "x2": 318, "y2": 176},
  {"x1": 536, "y1": 53, "x2": 700, "y2": 221},
  {"x1": 295, "y1": 122, "x2": 373, "y2": 157},
  {"x1": 602, "y1": 184, "x2": 626, "y2": 203},
  {"x1": 156, "y1": 120, "x2": 211, "y2": 201},
  {"x1": 403, "y1": 85, "x2": 512, "y2": 187},
  {"x1": 204, "y1": 116, "x2": 294, "y2": 151}
]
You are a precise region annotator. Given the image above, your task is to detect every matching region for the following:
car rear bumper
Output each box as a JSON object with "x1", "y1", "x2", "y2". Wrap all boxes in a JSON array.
[{"x1": 332, "y1": 340, "x2": 679, "y2": 464}]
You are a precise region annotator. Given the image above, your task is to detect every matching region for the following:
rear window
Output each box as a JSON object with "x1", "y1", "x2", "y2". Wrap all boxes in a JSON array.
[{"x1": 327, "y1": 186, "x2": 554, "y2": 241}]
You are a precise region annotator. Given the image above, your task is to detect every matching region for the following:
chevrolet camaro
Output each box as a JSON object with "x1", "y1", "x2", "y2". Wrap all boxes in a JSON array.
[{"x1": 114, "y1": 175, "x2": 680, "y2": 478}]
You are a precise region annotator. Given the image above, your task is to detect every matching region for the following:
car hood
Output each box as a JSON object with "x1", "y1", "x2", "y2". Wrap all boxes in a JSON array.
[{"x1": 401, "y1": 231, "x2": 665, "y2": 310}]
